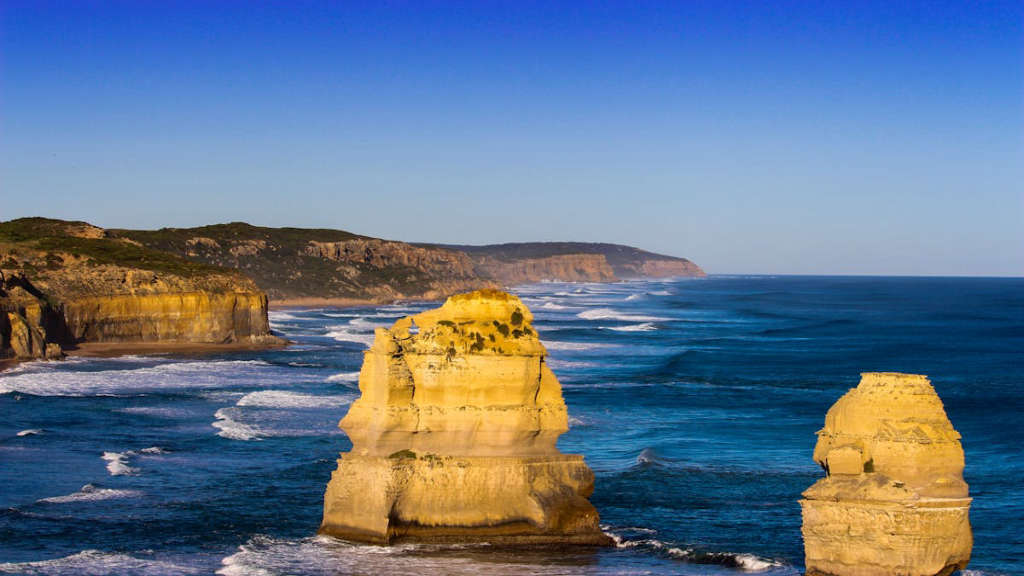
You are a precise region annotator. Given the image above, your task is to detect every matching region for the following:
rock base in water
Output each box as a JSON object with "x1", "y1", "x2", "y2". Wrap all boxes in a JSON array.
[
  {"x1": 801, "y1": 372, "x2": 972, "y2": 576},
  {"x1": 319, "y1": 289, "x2": 609, "y2": 545}
]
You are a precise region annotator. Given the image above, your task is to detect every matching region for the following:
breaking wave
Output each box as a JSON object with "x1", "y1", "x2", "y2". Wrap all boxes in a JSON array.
[
  {"x1": 236, "y1": 390, "x2": 352, "y2": 409},
  {"x1": 117, "y1": 406, "x2": 191, "y2": 418},
  {"x1": 268, "y1": 311, "x2": 301, "y2": 322},
  {"x1": 541, "y1": 340, "x2": 612, "y2": 351},
  {"x1": 0, "y1": 550, "x2": 203, "y2": 575},
  {"x1": 604, "y1": 528, "x2": 787, "y2": 573},
  {"x1": 102, "y1": 451, "x2": 139, "y2": 476},
  {"x1": 326, "y1": 371, "x2": 360, "y2": 383},
  {"x1": 219, "y1": 534, "x2": 717, "y2": 576},
  {"x1": 212, "y1": 408, "x2": 261, "y2": 441},
  {"x1": 38, "y1": 484, "x2": 142, "y2": 504},
  {"x1": 17, "y1": 429, "x2": 43, "y2": 437},
  {"x1": 0, "y1": 359, "x2": 274, "y2": 397},
  {"x1": 576, "y1": 308, "x2": 668, "y2": 322},
  {"x1": 324, "y1": 325, "x2": 376, "y2": 346},
  {"x1": 605, "y1": 322, "x2": 657, "y2": 332}
]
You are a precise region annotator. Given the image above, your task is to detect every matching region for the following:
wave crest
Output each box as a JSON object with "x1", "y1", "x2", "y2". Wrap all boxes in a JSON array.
[
  {"x1": 236, "y1": 390, "x2": 352, "y2": 409},
  {"x1": 576, "y1": 308, "x2": 668, "y2": 322},
  {"x1": 38, "y1": 484, "x2": 142, "y2": 504},
  {"x1": 212, "y1": 408, "x2": 261, "y2": 441}
]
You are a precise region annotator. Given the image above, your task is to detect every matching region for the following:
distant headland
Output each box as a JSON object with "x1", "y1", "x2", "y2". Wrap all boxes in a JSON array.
[{"x1": 0, "y1": 217, "x2": 703, "y2": 364}]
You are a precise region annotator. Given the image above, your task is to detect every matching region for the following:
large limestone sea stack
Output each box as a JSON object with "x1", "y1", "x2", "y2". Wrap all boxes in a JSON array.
[
  {"x1": 801, "y1": 373, "x2": 972, "y2": 576},
  {"x1": 320, "y1": 289, "x2": 609, "y2": 545}
]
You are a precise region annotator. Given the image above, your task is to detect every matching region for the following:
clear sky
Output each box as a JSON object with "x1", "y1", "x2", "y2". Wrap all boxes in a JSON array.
[{"x1": 1, "y1": 1, "x2": 1021, "y2": 276}]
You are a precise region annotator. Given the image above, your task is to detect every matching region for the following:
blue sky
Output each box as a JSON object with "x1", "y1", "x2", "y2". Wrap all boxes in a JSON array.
[{"x1": 1, "y1": 1, "x2": 1021, "y2": 275}]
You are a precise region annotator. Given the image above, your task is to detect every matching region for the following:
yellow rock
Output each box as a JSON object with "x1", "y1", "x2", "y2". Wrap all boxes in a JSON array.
[
  {"x1": 320, "y1": 289, "x2": 609, "y2": 545},
  {"x1": 6, "y1": 311, "x2": 44, "y2": 359},
  {"x1": 801, "y1": 373, "x2": 972, "y2": 576},
  {"x1": 62, "y1": 291, "x2": 276, "y2": 344}
]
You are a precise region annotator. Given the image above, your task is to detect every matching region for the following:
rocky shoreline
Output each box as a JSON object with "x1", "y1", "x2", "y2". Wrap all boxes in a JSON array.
[{"x1": 2, "y1": 217, "x2": 704, "y2": 369}]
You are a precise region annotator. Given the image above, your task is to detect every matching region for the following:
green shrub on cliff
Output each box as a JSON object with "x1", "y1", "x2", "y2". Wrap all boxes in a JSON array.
[{"x1": 0, "y1": 217, "x2": 230, "y2": 279}]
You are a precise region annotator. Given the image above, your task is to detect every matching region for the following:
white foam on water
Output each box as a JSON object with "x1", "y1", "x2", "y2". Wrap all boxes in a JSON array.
[
  {"x1": 0, "y1": 358, "x2": 276, "y2": 397},
  {"x1": 605, "y1": 322, "x2": 657, "y2": 332},
  {"x1": 603, "y1": 528, "x2": 790, "y2": 574},
  {"x1": 624, "y1": 293, "x2": 644, "y2": 301},
  {"x1": 199, "y1": 391, "x2": 246, "y2": 402},
  {"x1": 576, "y1": 308, "x2": 668, "y2": 322},
  {"x1": 212, "y1": 408, "x2": 262, "y2": 441},
  {"x1": 540, "y1": 302, "x2": 570, "y2": 310},
  {"x1": 546, "y1": 359, "x2": 597, "y2": 370},
  {"x1": 733, "y1": 553, "x2": 784, "y2": 571},
  {"x1": 268, "y1": 311, "x2": 301, "y2": 322},
  {"x1": 217, "y1": 535, "x2": 617, "y2": 576},
  {"x1": 236, "y1": 390, "x2": 352, "y2": 409},
  {"x1": 0, "y1": 550, "x2": 203, "y2": 575},
  {"x1": 540, "y1": 340, "x2": 613, "y2": 351},
  {"x1": 139, "y1": 446, "x2": 166, "y2": 454},
  {"x1": 326, "y1": 371, "x2": 360, "y2": 383},
  {"x1": 38, "y1": 484, "x2": 142, "y2": 504},
  {"x1": 102, "y1": 451, "x2": 139, "y2": 476},
  {"x1": 348, "y1": 317, "x2": 392, "y2": 329},
  {"x1": 117, "y1": 406, "x2": 192, "y2": 418},
  {"x1": 567, "y1": 415, "x2": 597, "y2": 429},
  {"x1": 324, "y1": 325, "x2": 376, "y2": 346},
  {"x1": 17, "y1": 429, "x2": 43, "y2": 436}
]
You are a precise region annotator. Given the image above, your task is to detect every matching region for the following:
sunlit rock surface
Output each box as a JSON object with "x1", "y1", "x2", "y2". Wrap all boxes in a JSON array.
[
  {"x1": 320, "y1": 289, "x2": 609, "y2": 545},
  {"x1": 801, "y1": 372, "x2": 972, "y2": 576}
]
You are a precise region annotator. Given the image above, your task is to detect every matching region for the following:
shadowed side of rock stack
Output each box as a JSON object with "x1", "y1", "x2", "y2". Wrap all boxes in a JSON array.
[
  {"x1": 801, "y1": 372, "x2": 972, "y2": 576},
  {"x1": 320, "y1": 289, "x2": 610, "y2": 545}
]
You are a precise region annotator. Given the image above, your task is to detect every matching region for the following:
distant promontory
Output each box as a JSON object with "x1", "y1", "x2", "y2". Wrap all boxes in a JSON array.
[{"x1": 1, "y1": 217, "x2": 703, "y2": 363}]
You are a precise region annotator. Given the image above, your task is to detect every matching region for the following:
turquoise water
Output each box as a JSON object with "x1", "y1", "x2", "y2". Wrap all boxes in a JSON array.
[{"x1": 1, "y1": 276, "x2": 1021, "y2": 575}]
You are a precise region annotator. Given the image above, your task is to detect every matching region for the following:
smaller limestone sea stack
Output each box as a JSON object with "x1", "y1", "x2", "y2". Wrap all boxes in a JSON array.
[
  {"x1": 320, "y1": 289, "x2": 609, "y2": 545},
  {"x1": 801, "y1": 373, "x2": 972, "y2": 576}
]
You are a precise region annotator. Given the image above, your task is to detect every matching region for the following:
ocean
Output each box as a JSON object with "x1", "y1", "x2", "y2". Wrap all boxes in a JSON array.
[{"x1": 1, "y1": 276, "x2": 1021, "y2": 575}]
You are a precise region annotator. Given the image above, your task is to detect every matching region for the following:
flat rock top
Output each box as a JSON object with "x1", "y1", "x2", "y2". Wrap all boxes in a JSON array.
[{"x1": 382, "y1": 289, "x2": 546, "y2": 357}]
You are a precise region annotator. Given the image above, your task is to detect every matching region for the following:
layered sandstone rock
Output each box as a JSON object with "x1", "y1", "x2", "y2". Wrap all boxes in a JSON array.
[
  {"x1": 630, "y1": 257, "x2": 705, "y2": 279},
  {"x1": 320, "y1": 290, "x2": 608, "y2": 545},
  {"x1": 62, "y1": 291, "x2": 276, "y2": 344},
  {"x1": 1, "y1": 218, "x2": 283, "y2": 361},
  {"x1": 472, "y1": 254, "x2": 617, "y2": 284},
  {"x1": 801, "y1": 373, "x2": 972, "y2": 576}
]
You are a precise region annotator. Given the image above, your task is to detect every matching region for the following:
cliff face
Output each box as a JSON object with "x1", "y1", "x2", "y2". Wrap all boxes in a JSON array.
[
  {"x1": 801, "y1": 373, "x2": 972, "y2": 576},
  {"x1": 0, "y1": 218, "x2": 280, "y2": 361},
  {"x1": 114, "y1": 224, "x2": 704, "y2": 302},
  {"x1": 304, "y1": 238, "x2": 477, "y2": 277},
  {"x1": 628, "y1": 257, "x2": 705, "y2": 278},
  {"x1": 114, "y1": 223, "x2": 491, "y2": 302},
  {"x1": 320, "y1": 290, "x2": 609, "y2": 545},
  {"x1": 471, "y1": 253, "x2": 616, "y2": 284},
  {"x1": 63, "y1": 292, "x2": 273, "y2": 344},
  {"x1": 446, "y1": 241, "x2": 706, "y2": 282}
]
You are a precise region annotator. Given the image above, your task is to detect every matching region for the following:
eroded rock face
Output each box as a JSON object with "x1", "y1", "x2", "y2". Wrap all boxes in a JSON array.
[
  {"x1": 62, "y1": 292, "x2": 276, "y2": 344},
  {"x1": 472, "y1": 254, "x2": 617, "y2": 285},
  {"x1": 320, "y1": 289, "x2": 609, "y2": 545},
  {"x1": 801, "y1": 373, "x2": 972, "y2": 576}
]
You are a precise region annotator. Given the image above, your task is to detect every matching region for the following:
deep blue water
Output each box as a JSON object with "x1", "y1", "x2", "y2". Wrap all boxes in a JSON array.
[{"x1": 1, "y1": 276, "x2": 1021, "y2": 575}]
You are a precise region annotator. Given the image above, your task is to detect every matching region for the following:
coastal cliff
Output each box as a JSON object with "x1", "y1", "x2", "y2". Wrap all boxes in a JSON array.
[
  {"x1": 801, "y1": 373, "x2": 972, "y2": 576},
  {"x1": 470, "y1": 253, "x2": 616, "y2": 284},
  {"x1": 0, "y1": 218, "x2": 281, "y2": 362},
  {"x1": 446, "y1": 242, "x2": 706, "y2": 281},
  {"x1": 113, "y1": 223, "x2": 490, "y2": 302},
  {"x1": 113, "y1": 223, "x2": 704, "y2": 303},
  {"x1": 320, "y1": 289, "x2": 609, "y2": 545}
]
